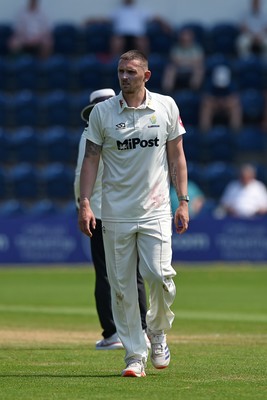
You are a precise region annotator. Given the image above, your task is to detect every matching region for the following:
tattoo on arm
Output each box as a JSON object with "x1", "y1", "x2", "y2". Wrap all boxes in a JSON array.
[
  {"x1": 170, "y1": 162, "x2": 178, "y2": 193},
  {"x1": 84, "y1": 140, "x2": 101, "y2": 158}
]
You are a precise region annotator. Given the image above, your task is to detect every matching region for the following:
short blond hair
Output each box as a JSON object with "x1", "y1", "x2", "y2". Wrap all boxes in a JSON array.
[{"x1": 119, "y1": 50, "x2": 148, "y2": 70}]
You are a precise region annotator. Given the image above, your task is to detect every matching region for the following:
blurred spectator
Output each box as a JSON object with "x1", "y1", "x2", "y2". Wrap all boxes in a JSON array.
[
  {"x1": 109, "y1": 0, "x2": 171, "y2": 57},
  {"x1": 170, "y1": 180, "x2": 206, "y2": 218},
  {"x1": 8, "y1": 0, "x2": 53, "y2": 59},
  {"x1": 161, "y1": 28, "x2": 205, "y2": 93},
  {"x1": 236, "y1": 0, "x2": 267, "y2": 59},
  {"x1": 218, "y1": 163, "x2": 267, "y2": 218},
  {"x1": 199, "y1": 64, "x2": 242, "y2": 132}
]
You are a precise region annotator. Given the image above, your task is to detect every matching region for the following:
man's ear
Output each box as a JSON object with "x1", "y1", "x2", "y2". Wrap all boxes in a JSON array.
[{"x1": 144, "y1": 70, "x2": 151, "y2": 83}]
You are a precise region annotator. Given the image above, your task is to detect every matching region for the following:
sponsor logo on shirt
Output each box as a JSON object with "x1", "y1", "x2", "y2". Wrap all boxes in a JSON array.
[
  {"x1": 116, "y1": 122, "x2": 126, "y2": 129},
  {"x1": 117, "y1": 137, "x2": 159, "y2": 150}
]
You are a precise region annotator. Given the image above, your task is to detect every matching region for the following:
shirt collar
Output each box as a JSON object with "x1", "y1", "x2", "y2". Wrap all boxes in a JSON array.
[{"x1": 117, "y1": 89, "x2": 156, "y2": 113}]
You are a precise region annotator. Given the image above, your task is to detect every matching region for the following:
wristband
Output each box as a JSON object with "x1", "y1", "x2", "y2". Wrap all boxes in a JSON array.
[{"x1": 178, "y1": 195, "x2": 190, "y2": 203}]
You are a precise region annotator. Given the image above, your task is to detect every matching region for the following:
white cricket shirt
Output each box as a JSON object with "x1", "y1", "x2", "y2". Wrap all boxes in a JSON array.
[{"x1": 84, "y1": 90, "x2": 186, "y2": 222}]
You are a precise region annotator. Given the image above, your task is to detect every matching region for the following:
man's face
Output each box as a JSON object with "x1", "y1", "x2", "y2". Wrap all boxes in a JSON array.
[
  {"x1": 117, "y1": 59, "x2": 147, "y2": 95},
  {"x1": 29, "y1": 0, "x2": 38, "y2": 9},
  {"x1": 240, "y1": 168, "x2": 255, "y2": 185}
]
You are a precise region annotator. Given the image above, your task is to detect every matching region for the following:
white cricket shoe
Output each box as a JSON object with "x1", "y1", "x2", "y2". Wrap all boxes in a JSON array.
[
  {"x1": 121, "y1": 360, "x2": 146, "y2": 377},
  {"x1": 148, "y1": 331, "x2": 170, "y2": 369},
  {"x1": 95, "y1": 332, "x2": 124, "y2": 350}
]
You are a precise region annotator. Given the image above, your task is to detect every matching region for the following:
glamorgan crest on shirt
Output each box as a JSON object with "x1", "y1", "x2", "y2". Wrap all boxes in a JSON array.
[
  {"x1": 150, "y1": 115, "x2": 157, "y2": 124},
  {"x1": 148, "y1": 114, "x2": 160, "y2": 128},
  {"x1": 117, "y1": 137, "x2": 159, "y2": 150}
]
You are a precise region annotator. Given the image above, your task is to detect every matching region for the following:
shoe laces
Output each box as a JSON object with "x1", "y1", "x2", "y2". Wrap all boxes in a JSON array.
[
  {"x1": 150, "y1": 334, "x2": 166, "y2": 354},
  {"x1": 126, "y1": 360, "x2": 143, "y2": 368},
  {"x1": 153, "y1": 343, "x2": 165, "y2": 355}
]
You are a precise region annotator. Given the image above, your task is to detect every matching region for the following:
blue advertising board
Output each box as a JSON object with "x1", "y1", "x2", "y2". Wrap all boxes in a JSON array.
[
  {"x1": 172, "y1": 217, "x2": 267, "y2": 262},
  {"x1": 0, "y1": 215, "x2": 267, "y2": 264},
  {"x1": 0, "y1": 215, "x2": 92, "y2": 264}
]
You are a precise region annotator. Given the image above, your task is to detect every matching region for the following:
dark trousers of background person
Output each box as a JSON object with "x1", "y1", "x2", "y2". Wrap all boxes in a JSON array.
[{"x1": 90, "y1": 218, "x2": 148, "y2": 339}]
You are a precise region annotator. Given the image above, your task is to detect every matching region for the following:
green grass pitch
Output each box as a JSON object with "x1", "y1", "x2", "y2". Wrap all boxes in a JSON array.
[{"x1": 0, "y1": 264, "x2": 266, "y2": 400}]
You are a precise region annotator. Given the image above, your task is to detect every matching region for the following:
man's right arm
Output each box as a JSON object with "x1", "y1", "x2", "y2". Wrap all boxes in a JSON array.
[{"x1": 78, "y1": 139, "x2": 101, "y2": 237}]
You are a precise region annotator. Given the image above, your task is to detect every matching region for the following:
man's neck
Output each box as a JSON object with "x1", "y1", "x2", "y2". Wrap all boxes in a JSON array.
[{"x1": 123, "y1": 89, "x2": 146, "y2": 108}]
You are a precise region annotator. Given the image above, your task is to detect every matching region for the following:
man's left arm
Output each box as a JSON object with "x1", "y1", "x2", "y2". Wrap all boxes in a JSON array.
[{"x1": 167, "y1": 136, "x2": 189, "y2": 234}]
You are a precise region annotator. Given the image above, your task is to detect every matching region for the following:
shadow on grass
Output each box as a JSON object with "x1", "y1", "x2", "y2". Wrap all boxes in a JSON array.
[{"x1": 0, "y1": 372, "x2": 159, "y2": 378}]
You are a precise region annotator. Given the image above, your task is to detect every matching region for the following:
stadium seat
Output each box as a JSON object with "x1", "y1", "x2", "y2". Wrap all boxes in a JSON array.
[
  {"x1": 59, "y1": 200, "x2": 77, "y2": 216},
  {"x1": 195, "y1": 199, "x2": 217, "y2": 218},
  {"x1": 8, "y1": 163, "x2": 40, "y2": 200},
  {"x1": 69, "y1": 91, "x2": 91, "y2": 128},
  {"x1": 255, "y1": 163, "x2": 267, "y2": 186},
  {"x1": 262, "y1": 58, "x2": 267, "y2": 89},
  {"x1": 81, "y1": 22, "x2": 112, "y2": 54},
  {"x1": 0, "y1": 200, "x2": 26, "y2": 216},
  {"x1": 178, "y1": 22, "x2": 208, "y2": 49},
  {"x1": 11, "y1": 90, "x2": 38, "y2": 127},
  {"x1": 200, "y1": 125, "x2": 236, "y2": 162},
  {"x1": 39, "y1": 163, "x2": 74, "y2": 201},
  {"x1": 187, "y1": 162, "x2": 204, "y2": 187},
  {"x1": 201, "y1": 162, "x2": 237, "y2": 199},
  {"x1": 0, "y1": 58, "x2": 8, "y2": 90},
  {"x1": 0, "y1": 24, "x2": 13, "y2": 55},
  {"x1": 146, "y1": 21, "x2": 174, "y2": 55},
  {"x1": 0, "y1": 166, "x2": 8, "y2": 200},
  {"x1": 26, "y1": 199, "x2": 59, "y2": 216},
  {"x1": 67, "y1": 128, "x2": 83, "y2": 164},
  {"x1": 146, "y1": 53, "x2": 167, "y2": 92},
  {"x1": 182, "y1": 125, "x2": 202, "y2": 163},
  {"x1": 207, "y1": 22, "x2": 239, "y2": 56},
  {"x1": 0, "y1": 93, "x2": 10, "y2": 127},
  {"x1": 234, "y1": 56, "x2": 263, "y2": 90},
  {"x1": 38, "y1": 126, "x2": 71, "y2": 163},
  {"x1": 8, "y1": 55, "x2": 38, "y2": 91},
  {"x1": 240, "y1": 89, "x2": 265, "y2": 124},
  {"x1": 6, "y1": 126, "x2": 39, "y2": 164},
  {"x1": 234, "y1": 125, "x2": 266, "y2": 155},
  {"x1": 37, "y1": 55, "x2": 72, "y2": 91},
  {"x1": 38, "y1": 90, "x2": 71, "y2": 127},
  {"x1": 0, "y1": 129, "x2": 8, "y2": 164},
  {"x1": 72, "y1": 55, "x2": 102, "y2": 90},
  {"x1": 53, "y1": 23, "x2": 80, "y2": 56},
  {"x1": 173, "y1": 90, "x2": 201, "y2": 125},
  {"x1": 99, "y1": 58, "x2": 121, "y2": 91}
]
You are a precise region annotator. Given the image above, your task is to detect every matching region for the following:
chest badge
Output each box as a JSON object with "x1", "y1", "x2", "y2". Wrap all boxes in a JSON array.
[{"x1": 148, "y1": 114, "x2": 159, "y2": 128}]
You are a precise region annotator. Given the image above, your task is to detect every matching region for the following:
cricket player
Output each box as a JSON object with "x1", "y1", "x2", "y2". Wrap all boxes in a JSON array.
[{"x1": 79, "y1": 50, "x2": 189, "y2": 377}]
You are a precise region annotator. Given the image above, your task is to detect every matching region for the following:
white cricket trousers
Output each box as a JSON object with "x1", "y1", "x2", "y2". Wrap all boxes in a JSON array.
[{"x1": 102, "y1": 217, "x2": 176, "y2": 364}]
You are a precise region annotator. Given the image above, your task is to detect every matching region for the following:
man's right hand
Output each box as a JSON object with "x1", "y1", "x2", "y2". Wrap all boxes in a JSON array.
[{"x1": 78, "y1": 198, "x2": 96, "y2": 237}]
